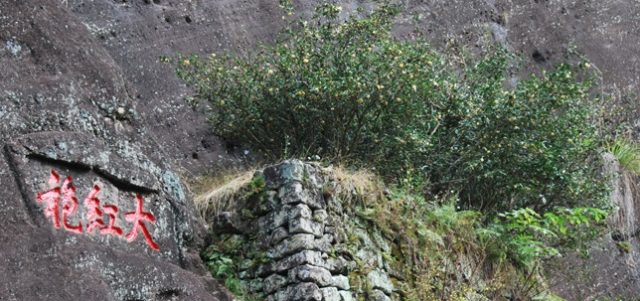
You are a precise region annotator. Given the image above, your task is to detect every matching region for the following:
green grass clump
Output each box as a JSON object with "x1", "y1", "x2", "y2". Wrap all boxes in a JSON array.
[{"x1": 609, "y1": 139, "x2": 640, "y2": 174}]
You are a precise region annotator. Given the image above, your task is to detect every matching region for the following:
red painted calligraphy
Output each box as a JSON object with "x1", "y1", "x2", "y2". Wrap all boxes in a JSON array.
[
  {"x1": 101, "y1": 204, "x2": 123, "y2": 236},
  {"x1": 84, "y1": 185, "x2": 105, "y2": 233},
  {"x1": 36, "y1": 170, "x2": 61, "y2": 229},
  {"x1": 60, "y1": 176, "x2": 83, "y2": 234},
  {"x1": 124, "y1": 194, "x2": 160, "y2": 251},
  {"x1": 35, "y1": 169, "x2": 160, "y2": 251}
]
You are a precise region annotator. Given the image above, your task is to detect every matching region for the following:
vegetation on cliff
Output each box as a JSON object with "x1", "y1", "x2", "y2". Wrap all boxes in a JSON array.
[
  {"x1": 177, "y1": 3, "x2": 606, "y2": 212},
  {"x1": 177, "y1": 2, "x2": 622, "y2": 300}
]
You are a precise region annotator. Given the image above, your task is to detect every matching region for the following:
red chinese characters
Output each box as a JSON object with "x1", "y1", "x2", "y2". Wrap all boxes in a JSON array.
[
  {"x1": 84, "y1": 185, "x2": 106, "y2": 233},
  {"x1": 60, "y1": 176, "x2": 83, "y2": 234},
  {"x1": 102, "y1": 204, "x2": 124, "y2": 237},
  {"x1": 125, "y1": 194, "x2": 160, "y2": 251},
  {"x1": 36, "y1": 170, "x2": 62, "y2": 229},
  {"x1": 84, "y1": 185, "x2": 124, "y2": 237},
  {"x1": 35, "y1": 169, "x2": 160, "y2": 251}
]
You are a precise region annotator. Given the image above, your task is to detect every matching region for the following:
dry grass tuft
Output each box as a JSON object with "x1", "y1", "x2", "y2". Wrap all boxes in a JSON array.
[
  {"x1": 191, "y1": 169, "x2": 257, "y2": 221},
  {"x1": 331, "y1": 165, "x2": 386, "y2": 206}
]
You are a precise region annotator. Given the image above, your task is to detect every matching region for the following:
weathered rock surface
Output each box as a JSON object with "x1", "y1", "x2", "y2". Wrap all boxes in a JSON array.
[
  {"x1": 0, "y1": 1, "x2": 232, "y2": 300},
  {"x1": 53, "y1": 0, "x2": 640, "y2": 174}
]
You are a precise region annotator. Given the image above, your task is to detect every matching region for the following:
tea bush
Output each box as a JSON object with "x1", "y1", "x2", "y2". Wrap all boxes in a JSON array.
[{"x1": 177, "y1": 3, "x2": 607, "y2": 211}]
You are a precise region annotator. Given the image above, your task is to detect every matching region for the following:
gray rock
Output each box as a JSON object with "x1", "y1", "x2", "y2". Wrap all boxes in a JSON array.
[
  {"x1": 315, "y1": 234, "x2": 334, "y2": 253},
  {"x1": 371, "y1": 229, "x2": 391, "y2": 253},
  {"x1": 339, "y1": 290, "x2": 355, "y2": 301},
  {"x1": 267, "y1": 282, "x2": 323, "y2": 301},
  {"x1": 279, "y1": 182, "x2": 306, "y2": 205},
  {"x1": 264, "y1": 160, "x2": 306, "y2": 189},
  {"x1": 239, "y1": 269, "x2": 255, "y2": 280},
  {"x1": 290, "y1": 217, "x2": 324, "y2": 237},
  {"x1": 331, "y1": 275, "x2": 350, "y2": 290},
  {"x1": 257, "y1": 250, "x2": 325, "y2": 276},
  {"x1": 289, "y1": 265, "x2": 333, "y2": 287},
  {"x1": 12, "y1": 0, "x2": 640, "y2": 298},
  {"x1": 367, "y1": 270, "x2": 394, "y2": 295},
  {"x1": 369, "y1": 289, "x2": 392, "y2": 301},
  {"x1": 259, "y1": 209, "x2": 290, "y2": 231},
  {"x1": 291, "y1": 203, "x2": 312, "y2": 219},
  {"x1": 278, "y1": 179, "x2": 324, "y2": 209},
  {"x1": 324, "y1": 225, "x2": 337, "y2": 236},
  {"x1": 264, "y1": 274, "x2": 289, "y2": 295},
  {"x1": 288, "y1": 283, "x2": 324, "y2": 301},
  {"x1": 265, "y1": 190, "x2": 280, "y2": 211},
  {"x1": 268, "y1": 233, "x2": 316, "y2": 259},
  {"x1": 356, "y1": 248, "x2": 384, "y2": 268},
  {"x1": 270, "y1": 226, "x2": 289, "y2": 246},
  {"x1": 321, "y1": 287, "x2": 341, "y2": 301},
  {"x1": 246, "y1": 279, "x2": 265, "y2": 293},
  {"x1": 324, "y1": 257, "x2": 350, "y2": 274}
]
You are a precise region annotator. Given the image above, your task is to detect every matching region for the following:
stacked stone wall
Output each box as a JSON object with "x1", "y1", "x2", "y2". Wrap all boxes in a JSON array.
[{"x1": 208, "y1": 160, "x2": 398, "y2": 301}]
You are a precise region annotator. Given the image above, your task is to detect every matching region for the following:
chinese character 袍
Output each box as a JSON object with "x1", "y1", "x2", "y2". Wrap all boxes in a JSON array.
[
  {"x1": 36, "y1": 170, "x2": 62, "y2": 229},
  {"x1": 60, "y1": 176, "x2": 83, "y2": 234}
]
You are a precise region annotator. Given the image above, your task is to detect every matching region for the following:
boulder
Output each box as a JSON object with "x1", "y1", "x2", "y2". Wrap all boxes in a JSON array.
[{"x1": 0, "y1": 1, "x2": 232, "y2": 299}]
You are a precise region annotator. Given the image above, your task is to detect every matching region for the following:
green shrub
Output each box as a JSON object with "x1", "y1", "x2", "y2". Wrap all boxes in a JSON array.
[
  {"x1": 480, "y1": 207, "x2": 608, "y2": 270},
  {"x1": 353, "y1": 182, "x2": 607, "y2": 300},
  {"x1": 177, "y1": 3, "x2": 606, "y2": 211},
  {"x1": 202, "y1": 238, "x2": 259, "y2": 301},
  {"x1": 443, "y1": 58, "x2": 607, "y2": 211}
]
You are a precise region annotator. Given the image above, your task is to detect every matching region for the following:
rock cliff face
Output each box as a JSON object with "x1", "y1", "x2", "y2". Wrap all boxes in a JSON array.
[
  {"x1": 2, "y1": 0, "x2": 640, "y2": 300},
  {"x1": 0, "y1": 1, "x2": 232, "y2": 300},
  {"x1": 544, "y1": 154, "x2": 640, "y2": 300}
]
